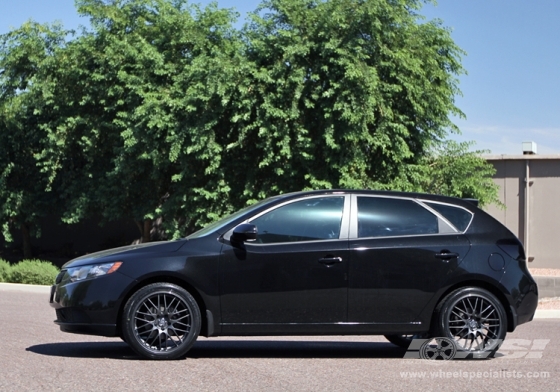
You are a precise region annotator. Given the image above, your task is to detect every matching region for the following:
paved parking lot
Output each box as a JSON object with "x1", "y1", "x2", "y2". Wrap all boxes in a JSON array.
[{"x1": 1, "y1": 287, "x2": 558, "y2": 391}]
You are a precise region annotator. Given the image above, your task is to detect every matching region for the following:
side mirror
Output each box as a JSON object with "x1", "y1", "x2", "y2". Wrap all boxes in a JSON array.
[{"x1": 231, "y1": 223, "x2": 258, "y2": 242}]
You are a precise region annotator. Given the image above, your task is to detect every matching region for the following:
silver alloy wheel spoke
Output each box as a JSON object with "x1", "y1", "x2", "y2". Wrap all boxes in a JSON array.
[
  {"x1": 134, "y1": 319, "x2": 153, "y2": 329},
  {"x1": 480, "y1": 303, "x2": 493, "y2": 315},
  {"x1": 147, "y1": 298, "x2": 158, "y2": 311},
  {"x1": 450, "y1": 310, "x2": 465, "y2": 319}
]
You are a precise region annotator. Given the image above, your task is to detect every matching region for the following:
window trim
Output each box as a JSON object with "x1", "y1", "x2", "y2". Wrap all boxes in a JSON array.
[
  {"x1": 223, "y1": 194, "x2": 351, "y2": 245},
  {"x1": 349, "y1": 194, "x2": 459, "y2": 240}
]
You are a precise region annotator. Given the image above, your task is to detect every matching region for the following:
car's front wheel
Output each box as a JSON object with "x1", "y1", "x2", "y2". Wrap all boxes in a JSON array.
[
  {"x1": 122, "y1": 282, "x2": 201, "y2": 360},
  {"x1": 434, "y1": 287, "x2": 507, "y2": 359}
]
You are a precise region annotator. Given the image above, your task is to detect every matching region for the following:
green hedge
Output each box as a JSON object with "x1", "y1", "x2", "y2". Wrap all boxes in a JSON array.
[
  {"x1": 0, "y1": 259, "x2": 59, "y2": 285},
  {"x1": 0, "y1": 259, "x2": 10, "y2": 282}
]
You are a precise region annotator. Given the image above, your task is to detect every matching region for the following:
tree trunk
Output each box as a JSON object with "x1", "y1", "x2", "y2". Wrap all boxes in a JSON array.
[
  {"x1": 142, "y1": 218, "x2": 152, "y2": 243},
  {"x1": 135, "y1": 220, "x2": 143, "y2": 237},
  {"x1": 21, "y1": 222, "x2": 32, "y2": 259}
]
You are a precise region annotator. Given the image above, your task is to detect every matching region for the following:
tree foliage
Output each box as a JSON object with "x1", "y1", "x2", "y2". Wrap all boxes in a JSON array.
[
  {"x1": 34, "y1": 0, "x2": 244, "y2": 239},
  {"x1": 0, "y1": 0, "x2": 501, "y2": 252},
  {"x1": 228, "y1": 0, "x2": 465, "y2": 201},
  {"x1": 0, "y1": 22, "x2": 69, "y2": 256},
  {"x1": 426, "y1": 141, "x2": 501, "y2": 207}
]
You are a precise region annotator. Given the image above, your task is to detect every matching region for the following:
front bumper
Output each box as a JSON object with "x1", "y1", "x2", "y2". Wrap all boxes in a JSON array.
[{"x1": 50, "y1": 271, "x2": 135, "y2": 337}]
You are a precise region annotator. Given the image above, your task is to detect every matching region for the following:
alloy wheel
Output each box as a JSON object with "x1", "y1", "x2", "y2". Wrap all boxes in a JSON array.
[
  {"x1": 132, "y1": 292, "x2": 192, "y2": 352},
  {"x1": 122, "y1": 283, "x2": 201, "y2": 360},
  {"x1": 436, "y1": 288, "x2": 507, "y2": 358}
]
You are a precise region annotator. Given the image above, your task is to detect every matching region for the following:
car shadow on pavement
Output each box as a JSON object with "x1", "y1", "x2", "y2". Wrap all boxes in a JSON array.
[
  {"x1": 27, "y1": 340, "x2": 407, "y2": 360},
  {"x1": 189, "y1": 340, "x2": 406, "y2": 359},
  {"x1": 26, "y1": 341, "x2": 139, "y2": 360}
]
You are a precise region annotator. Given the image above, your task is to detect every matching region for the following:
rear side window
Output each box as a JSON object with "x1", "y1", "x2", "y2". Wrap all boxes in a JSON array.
[
  {"x1": 357, "y1": 197, "x2": 438, "y2": 238},
  {"x1": 424, "y1": 202, "x2": 473, "y2": 232}
]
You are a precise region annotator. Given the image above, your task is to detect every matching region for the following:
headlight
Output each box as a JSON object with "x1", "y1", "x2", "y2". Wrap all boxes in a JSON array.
[{"x1": 67, "y1": 262, "x2": 123, "y2": 282}]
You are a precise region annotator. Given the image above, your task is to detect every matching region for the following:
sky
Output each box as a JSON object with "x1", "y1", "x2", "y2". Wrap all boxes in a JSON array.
[{"x1": 1, "y1": 0, "x2": 559, "y2": 155}]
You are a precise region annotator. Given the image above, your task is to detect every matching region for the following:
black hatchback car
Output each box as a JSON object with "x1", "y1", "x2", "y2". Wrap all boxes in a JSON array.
[{"x1": 50, "y1": 190, "x2": 538, "y2": 360}]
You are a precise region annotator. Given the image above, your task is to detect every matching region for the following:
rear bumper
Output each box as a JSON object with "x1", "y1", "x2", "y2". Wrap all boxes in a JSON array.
[{"x1": 500, "y1": 268, "x2": 538, "y2": 331}]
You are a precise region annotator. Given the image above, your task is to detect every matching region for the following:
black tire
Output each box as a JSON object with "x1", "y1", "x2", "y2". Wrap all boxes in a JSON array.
[
  {"x1": 122, "y1": 282, "x2": 201, "y2": 360},
  {"x1": 384, "y1": 334, "x2": 429, "y2": 349},
  {"x1": 434, "y1": 287, "x2": 507, "y2": 359}
]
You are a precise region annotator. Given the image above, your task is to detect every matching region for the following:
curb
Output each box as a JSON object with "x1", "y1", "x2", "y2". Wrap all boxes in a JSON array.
[
  {"x1": 533, "y1": 276, "x2": 560, "y2": 298},
  {"x1": 1, "y1": 282, "x2": 559, "y2": 319},
  {"x1": 534, "y1": 309, "x2": 560, "y2": 319},
  {"x1": 0, "y1": 282, "x2": 51, "y2": 293}
]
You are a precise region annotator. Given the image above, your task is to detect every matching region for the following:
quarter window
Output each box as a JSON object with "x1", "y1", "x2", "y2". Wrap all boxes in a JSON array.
[
  {"x1": 424, "y1": 202, "x2": 473, "y2": 232},
  {"x1": 357, "y1": 197, "x2": 438, "y2": 238},
  {"x1": 250, "y1": 197, "x2": 344, "y2": 243}
]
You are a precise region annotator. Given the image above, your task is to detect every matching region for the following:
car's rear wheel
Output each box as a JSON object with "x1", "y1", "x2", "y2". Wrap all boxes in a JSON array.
[
  {"x1": 122, "y1": 282, "x2": 201, "y2": 360},
  {"x1": 434, "y1": 287, "x2": 507, "y2": 359}
]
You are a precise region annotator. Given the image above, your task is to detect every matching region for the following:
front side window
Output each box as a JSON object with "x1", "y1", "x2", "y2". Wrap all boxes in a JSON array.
[
  {"x1": 250, "y1": 197, "x2": 345, "y2": 244},
  {"x1": 357, "y1": 197, "x2": 438, "y2": 238}
]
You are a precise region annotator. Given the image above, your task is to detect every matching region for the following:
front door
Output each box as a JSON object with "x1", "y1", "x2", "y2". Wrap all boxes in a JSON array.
[{"x1": 219, "y1": 196, "x2": 349, "y2": 327}]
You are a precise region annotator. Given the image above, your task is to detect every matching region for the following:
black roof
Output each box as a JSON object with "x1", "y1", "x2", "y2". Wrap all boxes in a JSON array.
[{"x1": 275, "y1": 189, "x2": 479, "y2": 209}]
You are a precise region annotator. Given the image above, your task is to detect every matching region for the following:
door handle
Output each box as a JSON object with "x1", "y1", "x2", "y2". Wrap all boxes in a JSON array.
[
  {"x1": 435, "y1": 251, "x2": 459, "y2": 261},
  {"x1": 318, "y1": 256, "x2": 343, "y2": 265}
]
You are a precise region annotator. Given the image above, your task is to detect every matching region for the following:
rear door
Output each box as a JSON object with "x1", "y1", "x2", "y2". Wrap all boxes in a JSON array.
[{"x1": 348, "y1": 195, "x2": 471, "y2": 324}]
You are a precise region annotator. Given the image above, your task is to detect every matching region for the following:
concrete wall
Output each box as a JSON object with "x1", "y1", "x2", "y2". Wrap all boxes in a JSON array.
[{"x1": 486, "y1": 155, "x2": 560, "y2": 268}]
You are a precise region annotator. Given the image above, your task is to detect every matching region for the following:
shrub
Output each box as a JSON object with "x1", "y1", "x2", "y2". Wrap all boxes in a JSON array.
[
  {"x1": 7, "y1": 259, "x2": 60, "y2": 286},
  {"x1": 0, "y1": 259, "x2": 10, "y2": 282}
]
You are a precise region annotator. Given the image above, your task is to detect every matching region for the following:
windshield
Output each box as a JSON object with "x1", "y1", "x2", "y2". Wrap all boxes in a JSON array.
[{"x1": 186, "y1": 196, "x2": 281, "y2": 239}]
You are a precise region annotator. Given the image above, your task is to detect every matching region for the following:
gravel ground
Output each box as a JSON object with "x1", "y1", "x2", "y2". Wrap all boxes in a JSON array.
[
  {"x1": 530, "y1": 268, "x2": 560, "y2": 277},
  {"x1": 538, "y1": 297, "x2": 560, "y2": 310},
  {"x1": 530, "y1": 269, "x2": 560, "y2": 309}
]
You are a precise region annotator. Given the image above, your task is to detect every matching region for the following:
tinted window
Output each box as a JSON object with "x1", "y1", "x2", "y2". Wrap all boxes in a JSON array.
[
  {"x1": 250, "y1": 197, "x2": 344, "y2": 243},
  {"x1": 357, "y1": 197, "x2": 438, "y2": 238},
  {"x1": 187, "y1": 196, "x2": 282, "y2": 239},
  {"x1": 424, "y1": 202, "x2": 473, "y2": 232}
]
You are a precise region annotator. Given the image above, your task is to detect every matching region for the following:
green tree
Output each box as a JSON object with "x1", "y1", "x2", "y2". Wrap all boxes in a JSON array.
[
  {"x1": 222, "y1": 0, "x2": 466, "y2": 207},
  {"x1": 36, "y1": 0, "x2": 244, "y2": 240},
  {"x1": 417, "y1": 140, "x2": 501, "y2": 207},
  {"x1": 0, "y1": 0, "x2": 501, "y2": 249},
  {"x1": 0, "y1": 22, "x2": 68, "y2": 257}
]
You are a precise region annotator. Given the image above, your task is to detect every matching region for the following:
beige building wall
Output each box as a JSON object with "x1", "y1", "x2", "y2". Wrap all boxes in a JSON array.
[{"x1": 485, "y1": 155, "x2": 560, "y2": 269}]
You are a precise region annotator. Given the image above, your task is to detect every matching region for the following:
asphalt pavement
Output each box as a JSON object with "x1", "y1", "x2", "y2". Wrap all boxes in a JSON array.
[{"x1": 0, "y1": 283, "x2": 558, "y2": 391}]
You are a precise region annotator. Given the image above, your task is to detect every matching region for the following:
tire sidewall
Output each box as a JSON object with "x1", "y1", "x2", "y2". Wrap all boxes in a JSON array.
[{"x1": 122, "y1": 283, "x2": 201, "y2": 360}]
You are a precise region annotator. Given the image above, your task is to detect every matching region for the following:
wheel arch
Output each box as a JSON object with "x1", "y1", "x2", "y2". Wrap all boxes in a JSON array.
[
  {"x1": 116, "y1": 274, "x2": 211, "y2": 338},
  {"x1": 433, "y1": 280, "x2": 515, "y2": 333}
]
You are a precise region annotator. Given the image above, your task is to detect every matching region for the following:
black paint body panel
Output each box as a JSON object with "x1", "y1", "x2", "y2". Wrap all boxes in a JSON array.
[{"x1": 50, "y1": 190, "x2": 538, "y2": 338}]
